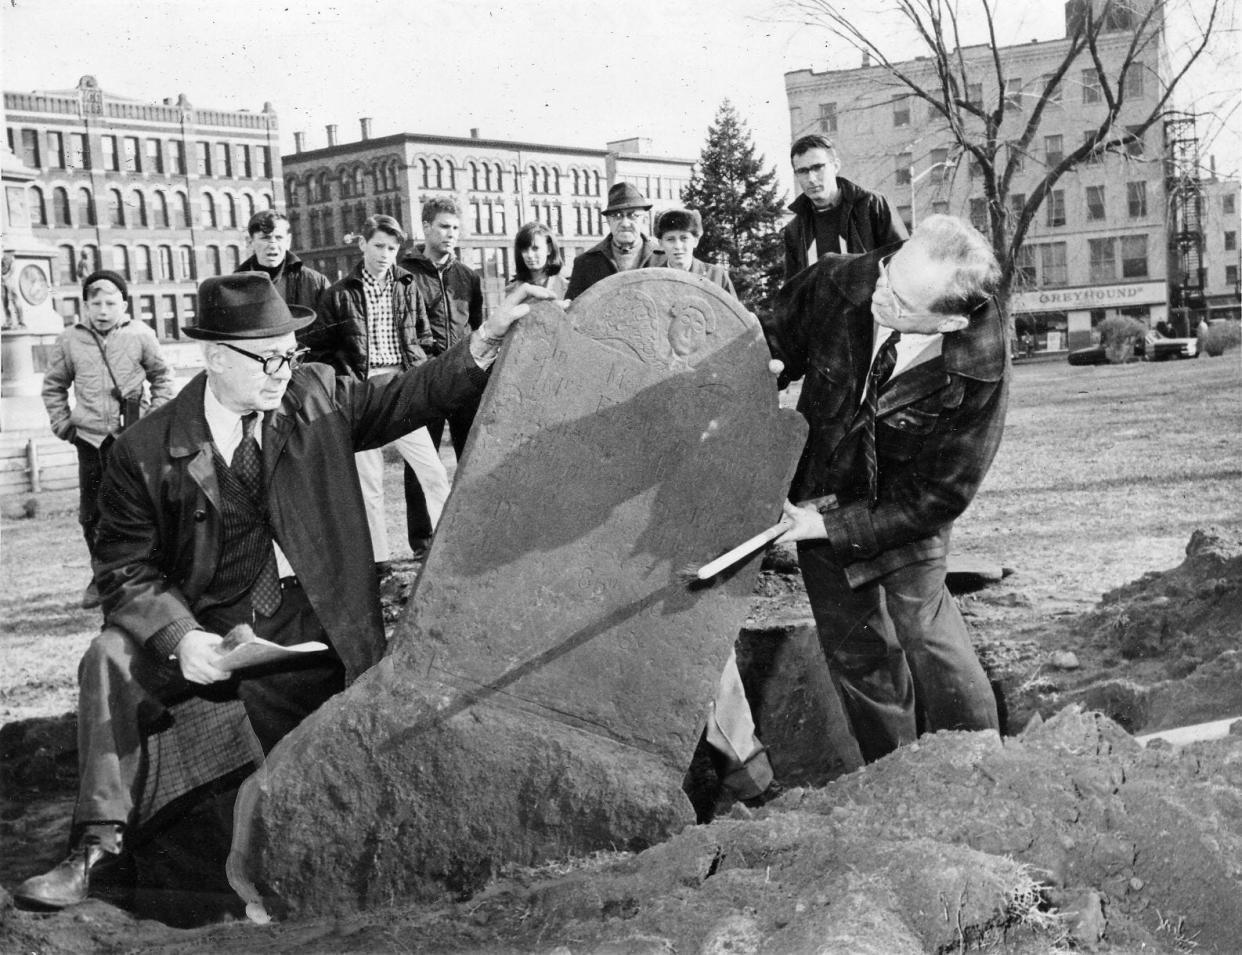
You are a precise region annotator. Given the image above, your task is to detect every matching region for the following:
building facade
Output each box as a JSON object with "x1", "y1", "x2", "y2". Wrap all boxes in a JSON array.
[
  {"x1": 281, "y1": 121, "x2": 693, "y2": 314},
  {"x1": 784, "y1": 3, "x2": 1240, "y2": 351},
  {"x1": 4, "y1": 75, "x2": 280, "y2": 339}
]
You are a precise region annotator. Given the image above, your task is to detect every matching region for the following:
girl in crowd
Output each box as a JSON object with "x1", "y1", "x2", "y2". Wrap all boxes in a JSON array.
[{"x1": 507, "y1": 222, "x2": 570, "y2": 301}]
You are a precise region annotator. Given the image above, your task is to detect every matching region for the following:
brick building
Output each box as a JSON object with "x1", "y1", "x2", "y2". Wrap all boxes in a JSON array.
[
  {"x1": 784, "y1": 2, "x2": 1240, "y2": 350},
  {"x1": 282, "y1": 122, "x2": 693, "y2": 313},
  {"x1": 4, "y1": 75, "x2": 280, "y2": 339}
]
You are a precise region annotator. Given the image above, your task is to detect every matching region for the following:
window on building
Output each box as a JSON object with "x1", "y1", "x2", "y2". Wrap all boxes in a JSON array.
[
  {"x1": 123, "y1": 136, "x2": 141, "y2": 173},
  {"x1": 170, "y1": 140, "x2": 185, "y2": 175},
  {"x1": 1227, "y1": 265, "x2": 1240, "y2": 287},
  {"x1": 46, "y1": 131, "x2": 65, "y2": 168},
  {"x1": 29, "y1": 185, "x2": 47, "y2": 226},
  {"x1": 69, "y1": 133, "x2": 90, "y2": 170},
  {"x1": 146, "y1": 138, "x2": 163, "y2": 174},
  {"x1": 129, "y1": 189, "x2": 148, "y2": 227},
  {"x1": 285, "y1": 179, "x2": 299, "y2": 208},
  {"x1": 179, "y1": 245, "x2": 196, "y2": 280},
  {"x1": 1015, "y1": 245, "x2": 1037, "y2": 285},
  {"x1": 1081, "y1": 69, "x2": 1102, "y2": 104},
  {"x1": 931, "y1": 200, "x2": 950, "y2": 215},
  {"x1": 202, "y1": 193, "x2": 218, "y2": 228},
  {"x1": 53, "y1": 187, "x2": 72, "y2": 227},
  {"x1": 1088, "y1": 237, "x2": 1116, "y2": 282},
  {"x1": 182, "y1": 294, "x2": 197, "y2": 327},
  {"x1": 225, "y1": 246, "x2": 241, "y2": 272},
  {"x1": 206, "y1": 246, "x2": 222, "y2": 276},
  {"x1": 1127, "y1": 181, "x2": 1147, "y2": 217},
  {"x1": 434, "y1": 159, "x2": 444, "y2": 189},
  {"x1": 107, "y1": 188, "x2": 125, "y2": 227},
  {"x1": 819, "y1": 102, "x2": 837, "y2": 133},
  {"x1": 968, "y1": 198, "x2": 988, "y2": 232},
  {"x1": 1226, "y1": 231, "x2": 1238, "y2": 251},
  {"x1": 216, "y1": 143, "x2": 231, "y2": 178},
  {"x1": 1041, "y1": 242, "x2": 1068, "y2": 286},
  {"x1": 895, "y1": 151, "x2": 912, "y2": 186},
  {"x1": 112, "y1": 246, "x2": 130, "y2": 280},
  {"x1": 967, "y1": 82, "x2": 983, "y2": 109},
  {"x1": 1123, "y1": 125, "x2": 1145, "y2": 158},
  {"x1": 20, "y1": 128, "x2": 41, "y2": 168},
  {"x1": 77, "y1": 187, "x2": 96, "y2": 226},
  {"x1": 1046, "y1": 190, "x2": 1066, "y2": 227},
  {"x1": 135, "y1": 245, "x2": 154, "y2": 281},
  {"x1": 1121, "y1": 235, "x2": 1148, "y2": 277},
  {"x1": 897, "y1": 205, "x2": 912, "y2": 232},
  {"x1": 1123, "y1": 64, "x2": 1145, "y2": 98},
  {"x1": 57, "y1": 245, "x2": 76, "y2": 284},
  {"x1": 80, "y1": 246, "x2": 100, "y2": 276},
  {"x1": 243, "y1": 193, "x2": 256, "y2": 224},
  {"x1": 1045, "y1": 134, "x2": 1063, "y2": 167},
  {"x1": 157, "y1": 245, "x2": 174, "y2": 281},
  {"x1": 892, "y1": 95, "x2": 910, "y2": 127},
  {"x1": 159, "y1": 295, "x2": 178, "y2": 339},
  {"x1": 258, "y1": 146, "x2": 271, "y2": 179},
  {"x1": 1086, "y1": 185, "x2": 1106, "y2": 221},
  {"x1": 1004, "y1": 77, "x2": 1023, "y2": 108},
  {"x1": 930, "y1": 147, "x2": 950, "y2": 185},
  {"x1": 1083, "y1": 131, "x2": 1102, "y2": 164},
  {"x1": 236, "y1": 143, "x2": 251, "y2": 178},
  {"x1": 138, "y1": 295, "x2": 156, "y2": 327},
  {"x1": 102, "y1": 135, "x2": 119, "y2": 171},
  {"x1": 153, "y1": 191, "x2": 170, "y2": 228},
  {"x1": 197, "y1": 141, "x2": 211, "y2": 176},
  {"x1": 174, "y1": 192, "x2": 190, "y2": 229},
  {"x1": 1225, "y1": 194, "x2": 1237, "y2": 215},
  {"x1": 225, "y1": 194, "x2": 238, "y2": 229}
]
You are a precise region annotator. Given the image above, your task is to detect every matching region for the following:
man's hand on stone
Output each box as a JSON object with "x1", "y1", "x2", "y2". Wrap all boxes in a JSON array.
[
  {"x1": 175, "y1": 630, "x2": 229, "y2": 684},
  {"x1": 479, "y1": 283, "x2": 556, "y2": 340},
  {"x1": 774, "y1": 499, "x2": 828, "y2": 544}
]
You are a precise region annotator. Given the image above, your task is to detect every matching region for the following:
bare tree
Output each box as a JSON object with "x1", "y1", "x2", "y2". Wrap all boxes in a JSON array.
[{"x1": 785, "y1": 0, "x2": 1223, "y2": 308}]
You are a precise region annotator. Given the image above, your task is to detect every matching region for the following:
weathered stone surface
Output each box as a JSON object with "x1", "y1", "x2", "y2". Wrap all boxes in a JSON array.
[{"x1": 229, "y1": 271, "x2": 807, "y2": 916}]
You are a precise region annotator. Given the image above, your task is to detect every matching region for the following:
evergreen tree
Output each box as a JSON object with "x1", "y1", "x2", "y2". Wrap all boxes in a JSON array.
[{"x1": 681, "y1": 101, "x2": 787, "y2": 318}]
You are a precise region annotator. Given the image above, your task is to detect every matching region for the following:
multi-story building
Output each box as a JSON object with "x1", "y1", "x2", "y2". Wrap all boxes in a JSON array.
[
  {"x1": 783, "y1": 0, "x2": 1239, "y2": 350},
  {"x1": 282, "y1": 122, "x2": 693, "y2": 314},
  {"x1": 1200, "y1": 175, "x2": 1241, "y2": 321},
  {"x1": 4, "y1": 75, "x2": 281, "y2": 339}
]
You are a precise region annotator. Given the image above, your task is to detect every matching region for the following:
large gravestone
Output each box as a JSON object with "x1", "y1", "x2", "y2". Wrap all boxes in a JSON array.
[{"x1": 229, "y1": 271, "x2": 807, "y2": 918}]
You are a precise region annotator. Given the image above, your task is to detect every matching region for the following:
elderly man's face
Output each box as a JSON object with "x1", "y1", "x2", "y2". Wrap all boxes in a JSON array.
[
  {"x1": 606, "y1": 209, "x2": 647, "y2": 248},
  {"x1": 872, "y1": 239, "x2": 969, "y2": 335},
  {"x1": 205, "y1": 332, "x2": 299, "y2": 414}
]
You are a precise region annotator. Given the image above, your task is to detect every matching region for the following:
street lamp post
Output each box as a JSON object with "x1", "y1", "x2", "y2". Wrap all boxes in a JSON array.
[{"x1": 909, "y1": 159, "x2": 957, "y2": 229}]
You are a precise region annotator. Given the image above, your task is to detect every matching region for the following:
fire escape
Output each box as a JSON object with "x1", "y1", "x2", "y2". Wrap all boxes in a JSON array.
[{"x1": 1165, "y1": 112, "x2": 1205, "y2": 330}]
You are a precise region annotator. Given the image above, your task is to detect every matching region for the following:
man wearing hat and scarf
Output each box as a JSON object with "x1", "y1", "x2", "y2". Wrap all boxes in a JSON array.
[
  {"x1": 13, "y1": 272, "x2": 551, "y2": 910},
  {"x1": 565, "y1": 181, "x2": 664, "y2": 300}
]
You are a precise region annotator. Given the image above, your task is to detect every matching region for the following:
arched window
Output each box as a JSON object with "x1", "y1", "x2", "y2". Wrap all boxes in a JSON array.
[
  {"x1": 285, "y1": 178, "x2": 299, "y2": 207},
  {"x1": 178, "y1": 245, "x2": 195, "y2": 280},
  {"x1": 112, "y1": 246, "x2": 130, "y2": 280},
  {"x1": 206, "y1": 245, "x2": 222, "y2": 276},
  {"x1": 225, "y1": 245, "x2": 241, "y2": 272},
  {"x1": 552, "y1": 169, "x2": 561, "y2": 194},
  {"x1": 495, "y1": 164, "x2": 504, "y2": 192},
  {"x1": 317, "y1": 172, "x2": 330, "y2": 202},
  {"x1": 29, "y1": 185, "x2": 47, "y2": 226},
  {"x1": 469, "y1": 161, "x2": 479, "y2": 191},
  {"x1": 243, "y1": 193, "x2": 256, "y2": 224},
  {"x1": 529, "y1": 166, "x2": 539, "y2": 194},
  {"x1": 174, "y1": 192, "x2": 190, "y2": 229},
  {"x1": 339, "y1": 169, "x2": 352, "y2": 199},
  {"x1": 446, "y1": 163, "x2": 455, "y2": 190},
  {"x1": 261, "y1": 192, "x2": 274, "y2": 210},
  {"x1": 153, "y1": 190, "x2": 170, "y2": 228},
  {"x1": 58, "y1": 245, "x2": 76, "y2": 283},
  {"x1": 107, "y1": 189, "x2": 125, "y2": 227},
  {"x1": 433, "y1": 159, "x2": 443, "y2": 189},
  {"x1": 81, "y1": 246, "x2": 100, "y2": 275},
  {"x1": 135, "y1": 245, "x2": 153, "y2": 281},
  {"x1": 354, "y1": 167, "x2": 365, "y2": 196},
  {"x1": 482, "y1": 164, "x2": 492, "y2": 192},
  {"x1": 542, "y1": 167, "x2": 551, "y2": 194},
  {"x1": 157, "y1": 245, "x2": 174, "y2": 281},
  {"x1": 572, "y1": 170, "x2": 581, "y2": 196},
  {"x1": 420, "y1": 159, "x2": 429, "y2": 189},
  {"x1": 129, "y1": 190, "x2": 147, "y2": 227},
  {"x1": 307, "y1": 176, "x2": 319, "y2": 204},
  {"x1": 77, "y1": 187, "x2": 96, "y2": 226},
  {"x1": 201, "y1": 193, "x2": 218, "y2": 228},
  {"x1": 225, "y1": 194, "x2": 238, "y2": 229},
  {"x1": 593, "y1": 171, "x2": 602, "y2": 196}
]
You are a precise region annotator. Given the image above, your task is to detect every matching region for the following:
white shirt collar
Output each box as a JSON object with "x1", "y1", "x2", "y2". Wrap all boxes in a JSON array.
[{"x1": 203, "y1": 381, "x2": 260, "y2": 459}]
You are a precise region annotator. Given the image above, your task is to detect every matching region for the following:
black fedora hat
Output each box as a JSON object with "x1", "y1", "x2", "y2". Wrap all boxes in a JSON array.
[
  {"x1": 184, "y1": 273, "x2": 316, "y2": 341},
  {"x1": 603, "y1": 181, "x2": 652, "y2": 214}
]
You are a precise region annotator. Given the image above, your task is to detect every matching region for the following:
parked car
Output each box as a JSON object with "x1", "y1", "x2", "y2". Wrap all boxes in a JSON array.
[{"x1": 1067, "y1": 330, "x2": 1198, "y2": 365}]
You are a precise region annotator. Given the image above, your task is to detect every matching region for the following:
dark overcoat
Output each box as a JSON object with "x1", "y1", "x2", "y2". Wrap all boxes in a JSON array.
[{"x1": 782, "y1": 177, "x2": 907, "y2": 280}]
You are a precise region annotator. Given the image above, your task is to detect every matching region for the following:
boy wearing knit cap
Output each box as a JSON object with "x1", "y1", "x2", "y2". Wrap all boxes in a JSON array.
[{"x1": 42, "y1": 270, "x2": 175, "y2": 562}]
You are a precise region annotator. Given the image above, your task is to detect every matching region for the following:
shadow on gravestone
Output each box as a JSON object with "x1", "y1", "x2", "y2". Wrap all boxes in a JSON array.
[{"x1": 227, "y1": 271, "x2": 807, "y2": 919}]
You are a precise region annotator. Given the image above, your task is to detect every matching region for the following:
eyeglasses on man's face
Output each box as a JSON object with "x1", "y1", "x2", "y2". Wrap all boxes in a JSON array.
[
  {"x1": 606, "y1": 210, "x2": 646, "y2": 221},
  {"x1": 221, "y1": 342, "x2": 309, "y2": 375}
]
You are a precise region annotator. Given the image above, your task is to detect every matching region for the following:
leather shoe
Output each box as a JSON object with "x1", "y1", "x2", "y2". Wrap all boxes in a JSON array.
[{"x1": 13, "y1": 826, "x2": 122, "y2": 909}]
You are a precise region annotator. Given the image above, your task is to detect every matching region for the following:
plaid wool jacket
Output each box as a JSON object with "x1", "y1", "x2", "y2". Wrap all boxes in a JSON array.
[{"x1": 764, "y1": 248, "x2": 1010, "y2": 587}]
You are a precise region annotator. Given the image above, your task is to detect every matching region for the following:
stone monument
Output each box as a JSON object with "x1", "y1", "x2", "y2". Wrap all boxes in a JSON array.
[{"x1": 229, "y1": 271, "x2": 807, "y2": 918}]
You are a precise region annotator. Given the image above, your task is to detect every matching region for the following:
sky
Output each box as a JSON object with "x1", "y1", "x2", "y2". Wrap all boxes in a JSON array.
[{"x1": 3, "y1": 0, "x2": 1238, "y2": 194}]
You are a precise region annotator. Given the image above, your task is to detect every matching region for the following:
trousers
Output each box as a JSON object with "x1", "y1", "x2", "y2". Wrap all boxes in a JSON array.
[
  {"x1": 797, "y1": 533, "x2": 998, "y2": 764},
  {"x1": 74, "y1": 584, "x2": 344, "y2": 828},
  {"x1": 73, "y1": 435, "x2": 115, "y2": 560},
  {"x1": 704, "y1": 649, "x2": 772, "y2": 798}
]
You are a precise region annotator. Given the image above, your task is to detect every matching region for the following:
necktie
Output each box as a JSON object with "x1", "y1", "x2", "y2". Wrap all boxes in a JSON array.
[
  {"x1": 861, "y1": 331, "x2": 901, "y2": 507},
  {"x1": 232, "y1": 413, "x2": 282, "y2": 616}
]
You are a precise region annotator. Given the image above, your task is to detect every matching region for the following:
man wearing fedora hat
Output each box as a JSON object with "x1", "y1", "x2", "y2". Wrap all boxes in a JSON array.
[
  {"x1": 565, "y1": 181, "x2": 665, "y2": 300},
  {"x1": 12, "y1": 271, "x2": 551, "y2": 911}
]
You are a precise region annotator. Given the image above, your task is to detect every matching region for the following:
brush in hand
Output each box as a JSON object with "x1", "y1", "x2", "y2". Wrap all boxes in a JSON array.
[{"x1": 679, "y1": 518, "x2": 792, "y2": 584}]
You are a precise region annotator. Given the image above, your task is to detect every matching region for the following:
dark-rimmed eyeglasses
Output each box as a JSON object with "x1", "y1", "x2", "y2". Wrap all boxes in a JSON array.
[
  {"x1": 220, "y1": 343, "x2": 309, "y2": 375},
  {"x1": 605, "y1": 210, "x2": 646, "y2": 221},
  {"x1": 876, "y1": 253, "x2": 942, "y2": 323}
]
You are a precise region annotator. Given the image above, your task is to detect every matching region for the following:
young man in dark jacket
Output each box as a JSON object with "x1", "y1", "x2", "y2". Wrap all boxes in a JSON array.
[
  {"x1": 782, "y1": 134, "x2": 907, "y2": 281},
  {"x1": 399, "y1": 197, "x2": 484, "y2": 555},
  {"x1": 312, "y1": 215, "x2": 450, "y2": 569},
  {"x1": 235, "y1": 211, "x2": 329, "y2": 334}
]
